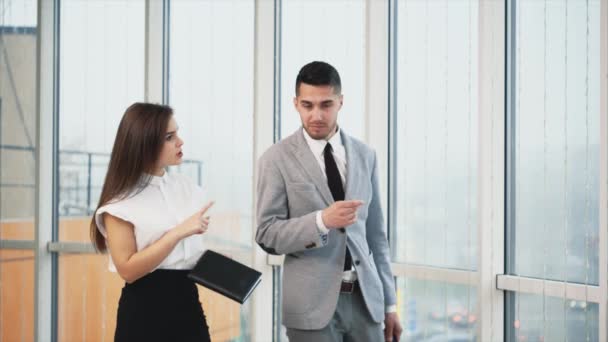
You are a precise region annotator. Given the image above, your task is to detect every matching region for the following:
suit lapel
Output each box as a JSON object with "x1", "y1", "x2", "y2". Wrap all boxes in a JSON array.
[
  {"x1": 341, "y1": 131, "x2": 360, "y2": 201},
  {"x1": 290, "y1": 129, "x2": 335, "y2": 206}
]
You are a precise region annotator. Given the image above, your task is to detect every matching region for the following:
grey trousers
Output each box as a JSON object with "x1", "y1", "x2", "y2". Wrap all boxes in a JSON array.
[{"x1": 286, "y1": 288, "x2": 384, "y2": 342}]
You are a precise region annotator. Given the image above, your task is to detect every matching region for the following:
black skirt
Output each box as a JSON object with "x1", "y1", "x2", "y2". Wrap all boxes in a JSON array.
[{"x1": 114, "y1": 269, "x2": 211, "y2": 342}]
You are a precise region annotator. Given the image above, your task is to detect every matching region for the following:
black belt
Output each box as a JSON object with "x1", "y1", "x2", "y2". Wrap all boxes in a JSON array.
[{"x1": 340, "y1": 280, "x2": 358, "y2": 293}]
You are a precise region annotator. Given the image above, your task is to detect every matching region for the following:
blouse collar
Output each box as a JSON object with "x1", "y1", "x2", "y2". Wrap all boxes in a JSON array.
[{"x1": 145, "y1": 170, "x2": 170, "y2": 187}]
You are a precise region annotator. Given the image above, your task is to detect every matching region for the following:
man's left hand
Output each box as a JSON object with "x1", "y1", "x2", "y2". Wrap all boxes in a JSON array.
[{"x1": 384, "y1": 312, "x2": 402, "y2": 342}]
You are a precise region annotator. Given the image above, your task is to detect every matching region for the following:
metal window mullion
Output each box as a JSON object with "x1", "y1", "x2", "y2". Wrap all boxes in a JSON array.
[
  {"x1": 251, "y1": 0, "x2": 280, "y2": 341},
  {"x1": 391, "y1": 263, "x2": 477, "y2": 286},
  {"x1": 477, "y1": 1, "x2": 507, "y2": 341},
  {"x1": 161, "y1": 0, "x2": 170, "y2": 104},
  {"x1": 144, "y1": 0, "x2": 166, "y2": 103},
  {"x1": 367, "y1": 0, "x2": 394, "y2": 313},
  {"x1": 273, "y1": 0, "x2": 281, "y2": 142},
  {"x1": 598, "y1": 0, "x2": 607, "y2": 341},
  {"x1": 363, "y1": 0, "x2": 390, "y2": 252},
  {"x1": 47, "y1": 242, "x2": 96, "y2": 254},
  {"x1": 35, "y1": 1, "x2": 60, "y2": 341},
  {"x1": 0, "y1": 240, "x2": 36, "y2": 249},
  {"x1": 387, "y1": 0, "x2": 397, "y2": 253},
  {"x1": 271, "y1": 2, "x2": 282, "y2": 341},
  {"x1": 504, "y1": 1, "x2": 518, "y2": 342},
  {"x1": 497, "y1": 275, "x2": 602, "y2": 303}
]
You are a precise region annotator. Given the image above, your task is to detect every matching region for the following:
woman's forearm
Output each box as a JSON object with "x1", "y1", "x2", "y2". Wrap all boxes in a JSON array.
[{"x1": 114, "y1": 229, "x2": 184, "y2": 283}]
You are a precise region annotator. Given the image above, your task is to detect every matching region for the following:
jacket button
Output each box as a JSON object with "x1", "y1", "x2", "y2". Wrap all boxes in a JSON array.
[{"x1": 355, "y1": 260, "x2": 360, "y2": 265}]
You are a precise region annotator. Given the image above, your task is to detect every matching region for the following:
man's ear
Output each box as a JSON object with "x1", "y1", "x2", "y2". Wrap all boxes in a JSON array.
[
  {"x1": 339, "y1": 95, "x2": 344, "y2": 109},
  {"x1": 293, "y1": 96, "x2": 298, "y2": 109}
]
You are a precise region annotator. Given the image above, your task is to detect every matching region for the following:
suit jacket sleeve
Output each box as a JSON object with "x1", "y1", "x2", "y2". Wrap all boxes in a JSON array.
[
  {"x1": 366, "y1": 151, "x2": 398, "y2": 307},
  {"x1": 255, "y1": 153, "x2": 327, "y2": 255}
]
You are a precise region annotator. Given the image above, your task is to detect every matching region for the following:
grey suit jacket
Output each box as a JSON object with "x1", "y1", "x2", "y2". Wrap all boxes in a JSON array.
[{"x1": 255, "y1": 128, "x2": 397, "y2": 330}]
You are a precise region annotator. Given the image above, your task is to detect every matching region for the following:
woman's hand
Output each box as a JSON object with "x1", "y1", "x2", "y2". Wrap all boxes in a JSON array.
[{"x1": 174, "y1": 201, "x2": 214, "y2": 239}]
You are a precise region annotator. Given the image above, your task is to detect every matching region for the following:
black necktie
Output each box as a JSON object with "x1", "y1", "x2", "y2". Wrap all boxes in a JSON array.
[{"x1": 323, "y1": 143, "x2": 353, "y2": 271}]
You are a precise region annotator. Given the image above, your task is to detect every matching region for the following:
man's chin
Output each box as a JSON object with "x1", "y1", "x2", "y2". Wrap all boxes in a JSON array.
[{"x1": 304, "y1": 127, "x2": 329, "y2": 140}]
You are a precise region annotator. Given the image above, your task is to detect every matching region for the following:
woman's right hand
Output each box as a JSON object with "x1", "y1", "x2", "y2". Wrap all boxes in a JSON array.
[{"x1": 173, "y1": 201, "x2": 214, "y2": 239}]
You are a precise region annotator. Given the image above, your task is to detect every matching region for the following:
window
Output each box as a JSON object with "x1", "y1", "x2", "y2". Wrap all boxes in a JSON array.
[
  {"x1": 506, "y1": 0, "x2": 601, "y2": 340},
  {"x1": 281, "y1": 0, "x2": 366, "y2": 139},
  {"x1": 393, "y1": 0, "x2": 479, "y2": 339},
  {"x1": 0, "y1": 0, "x2": 37, "y2": 339},
  {"x1": 170, "y1": 1, "x2": 255, "y2": 340},
  {"x1": 58, "y1": 1, "x2": 145, "y2": 340}
]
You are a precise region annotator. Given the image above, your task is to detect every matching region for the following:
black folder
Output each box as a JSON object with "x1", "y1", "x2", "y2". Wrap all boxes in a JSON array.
[{"x1": 188, "y1": 250, "x2": 262, "y2": 304}]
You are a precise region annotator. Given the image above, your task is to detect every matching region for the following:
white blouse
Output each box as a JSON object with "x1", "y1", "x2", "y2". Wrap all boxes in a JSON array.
[{"x1": 95, "y1": 172, "x2": 207, "y2": 272}]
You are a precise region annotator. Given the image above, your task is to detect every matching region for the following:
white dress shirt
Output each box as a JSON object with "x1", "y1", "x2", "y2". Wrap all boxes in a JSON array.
[
  {"x1": 302, "y1": 128, "x2": 352, "y2": 272},
  {"x1": 302, "y1": 127, "x2": 397, "y2": 314},
  {"x1": 301, "y1": 126, "x2": 347, "y2": 230},
  {"x1": 95, "y1": 172, "x2": 207, "y2": 272}
]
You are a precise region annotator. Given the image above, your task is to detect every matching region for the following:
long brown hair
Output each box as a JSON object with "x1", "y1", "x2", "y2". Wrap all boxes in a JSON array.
[{"x1": 90, "y1": 102, "x2": 173, "y2": 252}]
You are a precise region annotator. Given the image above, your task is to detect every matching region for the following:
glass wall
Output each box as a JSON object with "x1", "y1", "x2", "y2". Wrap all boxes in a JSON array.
[
  {"x1": 59, "y1": 0, "x2": 144, "y2": 220},
  {"x1": 281, "y1": 0, "x2": 366, "y2": 139},
  {"x1": 509, "y1": 0, "x2": 600, "y2": 284},
  {"x1": 397, "y1": 279, "x2": 477, "y2": 341},
  {"x1": 0, "y1": 249, "x2": 34, "y2": 341},
  {"x1": 394, "y1": 0, "x2": 479, "y2": 269},
  {"x1": 170, "y1": 0, "x2": 255, "y2": 340},
  {"x1": 507, "y1": 0, "x2": 601, "y2": 340},
  {"x1": 0, "y1": 0, "x2": 37, "y2": 233},
  {"x1": 508, "y1": 292, "x2": 599, "y2": 342},
  {"x1": 394, "y1": 0, "x2": 479, "y2": 340},
  {"x1": 1, "y1": 1, "x2": 606, "y2": 340},
  {"x1": 57, "y1": 1, "x2": 145, "y2": 340},
  {"x1": 0, "y1": 0, "x2": 37, "y2": 340}
]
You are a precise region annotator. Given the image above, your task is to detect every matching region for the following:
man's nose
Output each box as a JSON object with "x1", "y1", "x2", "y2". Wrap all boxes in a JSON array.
[{"x1": 311, "y1": 110, "x2": 323, "y2": 120}]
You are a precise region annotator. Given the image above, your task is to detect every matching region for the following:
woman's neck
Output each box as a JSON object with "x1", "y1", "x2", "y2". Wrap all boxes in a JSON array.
[{"x1": 151, "y1": 168, "x2": 165, "y2": 177}]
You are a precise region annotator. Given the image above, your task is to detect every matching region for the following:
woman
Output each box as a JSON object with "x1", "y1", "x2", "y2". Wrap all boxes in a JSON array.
[{"x1": 90, "y1": 102, "x2": 212, "y2": 342}]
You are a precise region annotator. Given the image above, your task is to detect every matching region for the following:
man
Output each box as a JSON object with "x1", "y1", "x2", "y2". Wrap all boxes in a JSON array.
[{"x1": 256, "y1": 61, "x2": 402, "y2": 342}]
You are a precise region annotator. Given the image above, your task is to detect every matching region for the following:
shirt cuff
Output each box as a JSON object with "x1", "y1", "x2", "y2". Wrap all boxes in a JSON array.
[
  {"x1": 385, "y1": 305, "x2": 397, "y2": 313},
  {"x1": 316, "y1": 210, "x2": 330, "y2": 234}
]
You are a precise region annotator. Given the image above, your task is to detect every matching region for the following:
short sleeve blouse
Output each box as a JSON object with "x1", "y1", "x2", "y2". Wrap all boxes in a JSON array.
[{"x1": 95, "y1": 172, "x2": 207, "y2": 272}]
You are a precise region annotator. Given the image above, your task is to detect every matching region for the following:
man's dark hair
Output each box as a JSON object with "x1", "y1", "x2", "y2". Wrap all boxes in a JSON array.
[{"x1": 295, "y1": 61, "x2": 342, "y2": 95}]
